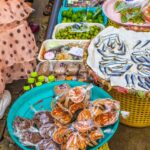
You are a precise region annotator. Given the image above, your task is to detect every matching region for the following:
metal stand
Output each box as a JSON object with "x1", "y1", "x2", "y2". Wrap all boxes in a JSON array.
[{"x1": 46, "y1": 0, "x2": 62, "y2": 39}]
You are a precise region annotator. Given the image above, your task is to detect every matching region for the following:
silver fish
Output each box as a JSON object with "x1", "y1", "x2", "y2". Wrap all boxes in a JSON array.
[
  {"x1": 145, "y1": 77, "x2": 150, "y2": 84},
  {"x1": 133, "y1": 40, "x2": 142, "y2": 49},
  {"x1": 141, "y1": 40, "x2": 150, "y2": 48},
  {"x1": 131, "y1": 74, "x2": 136, "y2": 88},
  {"x1": 138, "y1": 76, "x2": 145, "y2": 83},
  {"x1": 125, "y1": 74, "x2": 131, "y2": 87},
  {"x1": 101, "y1": 56, "x2": 115, "y2": 61},
  {"x1": 138, "y1": 82, "x2": 149, "y2": 90}
]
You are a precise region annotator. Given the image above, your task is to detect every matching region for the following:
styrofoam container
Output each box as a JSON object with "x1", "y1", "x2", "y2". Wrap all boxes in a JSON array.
[
  {"x1": 52, "y1": 23, "x2": 105, "y2": 39},
  {"x1": 38, "y1": 39, "x2": 90, "y2": 62}
]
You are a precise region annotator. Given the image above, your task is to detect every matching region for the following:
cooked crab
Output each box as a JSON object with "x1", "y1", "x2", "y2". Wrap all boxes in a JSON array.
[
  {"x1": 51, "y1": 106, "x2": 72, "y2": 124},
  {"x1": 74, "y1": 120, "x2": 94, "y2": 133},
  {"x1": 94, "y1": 111, "x2": 119, "y2": 127},
  {"x1": 69, "y1": 102, "x2": 85, "y2": 115},
  {"x1": 89, "y1": 128, "x2": 104, "y2": 144},
  {"x1": 66, "y1": 132, "x2": 87, "y2": 150},
  {"x1": 77, "y1": 109, "x2": 92, "y2": 121},
  {"x1": 52, "y1": 127, "x2": 72, "y2": 144},
  {"x1": 93, "y1": 99, "x2": 120, "y2": 111}
]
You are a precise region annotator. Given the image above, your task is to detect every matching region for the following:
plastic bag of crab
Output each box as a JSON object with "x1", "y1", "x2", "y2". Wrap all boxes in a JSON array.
[{"x1": 13, "y1": 84, "x2": 120, "y2": 150}]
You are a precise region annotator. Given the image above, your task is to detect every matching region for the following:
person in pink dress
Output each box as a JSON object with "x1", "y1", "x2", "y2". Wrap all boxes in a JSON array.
[{"x1": 0, "y1": 0, "x2": 38, "y2": 119}]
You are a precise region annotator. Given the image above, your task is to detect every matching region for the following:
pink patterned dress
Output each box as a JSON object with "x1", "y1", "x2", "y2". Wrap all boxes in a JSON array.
[{"x1": 0, "y1": 0, "x2": 38, "y2": 94}]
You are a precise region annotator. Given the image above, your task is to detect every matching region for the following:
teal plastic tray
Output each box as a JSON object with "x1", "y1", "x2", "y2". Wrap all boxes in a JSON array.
[
  {"x1": 58, "y1": 7, "x2": 108, "y2": 26},
  {"x1": 7, "y1": 81, "x2": 119, "y2": 150},
  {"x1": 62, "y1": 0, "x2": 68, "y2": 7}
]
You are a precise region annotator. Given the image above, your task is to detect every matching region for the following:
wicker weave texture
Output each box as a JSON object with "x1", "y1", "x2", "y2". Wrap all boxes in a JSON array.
[{"x1": 109, "y1": 89, "x2": 150, "y2": 127}]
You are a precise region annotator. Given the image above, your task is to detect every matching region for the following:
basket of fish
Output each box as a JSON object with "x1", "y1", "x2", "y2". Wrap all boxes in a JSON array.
[{"x1": 86, "y1": 26, "x2": 150, "y2": 127}]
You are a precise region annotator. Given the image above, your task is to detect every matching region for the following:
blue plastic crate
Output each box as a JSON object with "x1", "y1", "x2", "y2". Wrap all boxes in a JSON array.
[
  {"x1": 58, "y1": 7, "x2": 108, "y2": 26},
  {"x1": 63, "y1": 0, "x2": 67, "y2": 7}
]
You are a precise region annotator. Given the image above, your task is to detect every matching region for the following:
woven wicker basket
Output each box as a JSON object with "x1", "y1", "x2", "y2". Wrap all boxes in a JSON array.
[
  {"x1": 98, "y1": 143, "x2": 110, "y2": 150},
  {"x1": 88, "y1": 69, "x2": 150, "y2": 127}
]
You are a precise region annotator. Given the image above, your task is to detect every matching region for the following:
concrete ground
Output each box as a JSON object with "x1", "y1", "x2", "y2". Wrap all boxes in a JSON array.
[{"x1": 0, "y1": 0, "x2": 150, "y2": 150}]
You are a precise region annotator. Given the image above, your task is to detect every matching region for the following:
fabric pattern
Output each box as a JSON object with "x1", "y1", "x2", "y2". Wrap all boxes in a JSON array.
[{"x1": 0, "y1": 0, "x2": 38, "y2": 93}]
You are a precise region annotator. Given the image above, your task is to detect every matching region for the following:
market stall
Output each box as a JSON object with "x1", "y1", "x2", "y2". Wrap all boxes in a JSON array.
[{"x1": 2, "y1": 0, "x2": 150, "y2": 150}]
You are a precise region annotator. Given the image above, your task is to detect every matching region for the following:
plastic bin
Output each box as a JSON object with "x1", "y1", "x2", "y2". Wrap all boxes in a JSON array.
[
  {"x1": 58, "y1": 7, "x2": 108, "y2": 26},
  {"x1": 63, "y1": 0, "x2": 101, "y2": 7},
  {"x1": 52, "y1": 23, "x2": 105, "y2": 40}
]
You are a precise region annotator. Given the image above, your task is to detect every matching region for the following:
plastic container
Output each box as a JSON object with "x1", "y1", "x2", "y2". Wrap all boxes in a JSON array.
[
  {"x1": 38, "y1": 39, "x2": 90, "y2": 62},
  {"x1": 63, "y1": 0, "x2": 103, "y2": 7},
  {"x1": 58, "y1": 7, "x2": 108, "y2": 26},
  {"x1": 7, "y1": 81, "x2": 119, "y2": 150},
  {"x1": 52, "y1": 23, "x2": 105, "y2": 39}
]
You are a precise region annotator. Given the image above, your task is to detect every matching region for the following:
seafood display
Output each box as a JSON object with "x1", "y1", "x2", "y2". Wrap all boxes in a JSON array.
[
  {"x1": 87, "y1": 27, "x2": 150, "y2": 91},
  {"x1": 13, "y1": 84, "x2": 120, "y2": 150},
  {"x1": 38, "y1": 40, "x2": 90, "y2": 62},
  {"x1": 37, "y1": 61, "x2": 89, "y2": 82}
]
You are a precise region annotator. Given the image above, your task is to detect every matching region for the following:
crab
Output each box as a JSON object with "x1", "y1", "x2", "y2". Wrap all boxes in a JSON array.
[
  {"x1": 69, "y1": 102, "x2": 85, "y2": 115},
  {"x1": 94, "y1": 111, "x2": 119, "y2": 127},
  {"x1": 93, "y1": 99, "x2": 120, "y2": 112},
  {"x1": 77, "y1": 109, "x2": 92, "y2": 121},
  {"x1": 52, "y1": 127, "x2": 72, "y2": 144},
  {"x1": 89, "y1": 104, "x2": 103, "y2": 117},
  {"x1": 66, "y1": 132, "x2": 87, "y2": 150},
  {"x1": 54, "y1": 86, "x2": 91, "y2": 117},
  {"x1": 51, "y1": 106, "x2": 72, "y2": 125},
  {"x1": 89, "y1": 128, "x2": 104, "y2": 145}
]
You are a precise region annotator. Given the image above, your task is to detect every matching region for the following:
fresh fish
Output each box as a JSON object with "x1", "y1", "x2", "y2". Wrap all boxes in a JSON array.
[
  {"x1": 99, "y1": 65, "x2": 106, "y2": 75},
  {"x1": 135, "y1": 56, "x2": 146, "y2": 63},
  {"x1": 145, "y1": 82, "x2": 150, "y2": 89},
  {"x1": 104, "y1": 62, "x2": 127, "y2": 67},
  {"x1": 145, "y1": 77, "x2": 150, "y2": 84},
  {"x1": 110, "y1": 40, "x2": 116, "y2": 49},
  {"x1": 131, "y1": 55, "x2": 138, "y2": 63},
  {"x1": 141, "y1": 40, "x2": 150, "y2": 48},
  {"x1": 131, "y1": 74, "x2": 136, "y2": 88},
  {"x1": 94, "y1": 37, "x2": 101, "y2": 47},
  {"x1": 101, "y1": 44, "x2": 106, "y2": 52},
  {"x1": 137, "y1": 64, "x2": 150, "y2": 71},
  {"x1": 138, "y1": 71, "x2": 150, "y2": 77},
  {"x1": 143, "y1": 57, "x2": 150, "y2": 63},
  {"x1": 107, "y1": 38, "x2": 112, "y2": 47},
  {"x1": 101, "y1": 56, "x2": 115, "y2": 61},
  {"x1": 115, "y1": 56, "x2": 127, "y2": 62},
  {"x1": 138, "y1": 76, "x2": 145, "y2": 83},
  {"x1": 138, "y1": 82, "x2": 149, "y2": 90},
  {"x1": 125, "y1": 74, "x2": 131, "y2": 87},
  {"x1": 97, "y1": 48, "x2": 115, "y2": 57},
  {"x1": 132, "y1": 51, "x2": 145, "y2": 56},
  {"x1": 116, "y1": 36, "x2": 121, "y2": 46},
  {"x1": 133, "y1": 40, "x2": 142, "y2": 49}
]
